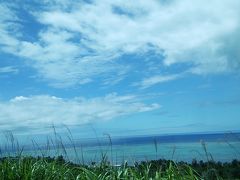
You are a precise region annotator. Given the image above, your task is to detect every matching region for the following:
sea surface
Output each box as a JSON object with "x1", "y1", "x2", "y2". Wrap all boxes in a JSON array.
[
  {"x1": 67, "y1": 141, "x2": 240, "y2": 165},
  {"x1": 8, "y1": 132, "x2": 240, "y2": 165}
]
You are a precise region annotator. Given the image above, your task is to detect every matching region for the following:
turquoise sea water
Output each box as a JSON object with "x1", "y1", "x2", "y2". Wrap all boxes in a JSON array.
[
  {"x1": 64, "y1": 141, "x2": 240, "y2": 165},
  {"x1": 4, "y1": 133, "x2": 240, "y2": 165}
]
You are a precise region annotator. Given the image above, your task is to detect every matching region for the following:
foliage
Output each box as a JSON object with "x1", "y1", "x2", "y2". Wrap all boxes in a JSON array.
[{"x1": 0, "y1": 156, "x2": 240, "y2": 179}]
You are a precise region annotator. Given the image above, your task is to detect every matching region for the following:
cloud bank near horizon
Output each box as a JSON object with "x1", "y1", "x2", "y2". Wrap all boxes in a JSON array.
[{"x1": 0, "y1": 94, "x2": 159, "y2": 133}]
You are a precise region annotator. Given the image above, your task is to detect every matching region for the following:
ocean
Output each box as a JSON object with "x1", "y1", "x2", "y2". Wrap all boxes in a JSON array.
[
  {"x1": 9, "y1": 132, "x2": 240, "y2": 165},
  {"x1": 59, "y1": 132, "x2": 240, "y2": 164}
]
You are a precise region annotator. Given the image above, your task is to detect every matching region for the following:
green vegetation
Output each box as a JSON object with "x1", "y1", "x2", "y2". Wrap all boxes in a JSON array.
[{"x1": 0, "y1": 156, "x2": 240, "y2": 179}]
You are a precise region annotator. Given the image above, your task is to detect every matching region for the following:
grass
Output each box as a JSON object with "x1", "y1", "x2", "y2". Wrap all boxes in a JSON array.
[
  {"x1": 0, "y1": 129, "x2": 240, "y2": 179},
  {"x1": 1, "y1": 156, "x2": 240, "y2": 179},
  {"x1": 0, "y1": 156, "x2": 200, "y2": 179}
]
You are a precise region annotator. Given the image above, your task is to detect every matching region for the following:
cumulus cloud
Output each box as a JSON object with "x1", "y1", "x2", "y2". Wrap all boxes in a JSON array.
[
  {"x1": 0, "y1": 94, "x2": 160, "y2": 132},
  {"x1": 0, "y1": 0, "x2": 240, "y2": 87}
]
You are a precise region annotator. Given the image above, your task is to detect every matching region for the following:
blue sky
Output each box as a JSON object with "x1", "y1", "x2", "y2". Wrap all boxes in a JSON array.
[{"x1": 0, "y1": 0, "x2": 240, "y2": 140}]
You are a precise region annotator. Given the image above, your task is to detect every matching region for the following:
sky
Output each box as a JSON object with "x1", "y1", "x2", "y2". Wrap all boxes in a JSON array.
[{"x1": 0, "y1": 0, "x2": 240, "y2": 141}]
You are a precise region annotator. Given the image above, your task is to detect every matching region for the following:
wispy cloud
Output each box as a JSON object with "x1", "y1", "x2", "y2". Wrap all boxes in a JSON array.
[
  {"x1": 0, "y1": 0, "x2": 239, "y2": 87},
  {"x1": 0, "y1": 66, "x2": 18, "y2": 74},
  {"x1": 0, "y1": 94, "x2": 160, "y2": 132},
  {"x1": 138, "y1": 74, "x2": 181, "y2": 89}
]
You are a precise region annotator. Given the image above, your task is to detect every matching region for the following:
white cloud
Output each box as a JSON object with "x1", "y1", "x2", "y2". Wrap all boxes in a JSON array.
[
  {"x1": 0, "y1": 3, "x2": 20, "y2": 52},
  {"x1": 139, "y1": 74, "x2": 181, "y2": 89},
  {"x1": 0, "y1": 0, "x2": 240, "y2": 87},
  {"x1": 0, "y1": 94, "x2": 160, "y2": 132},
  {"x1": 0, "y1": 66, "x2": 18, "y2": 74}
]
